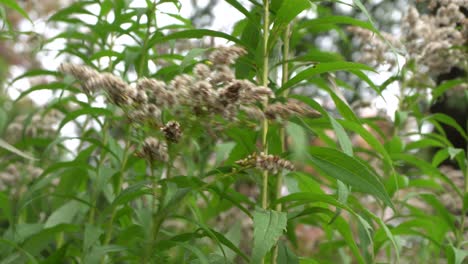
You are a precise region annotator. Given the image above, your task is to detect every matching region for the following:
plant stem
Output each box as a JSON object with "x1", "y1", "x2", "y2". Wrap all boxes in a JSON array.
[
  {"x1": 100, "y1": 141, "x2": 130, "y2": 264},
  {"x1": 260, "y1": 0, "x2": 270, "y2": 210},
  {"x1": 457, "y1": 123, "x2": 468, "y2": 248},
  {"x1": 88, "y1": 120, "x2": 110, "y2": 225},
  {"x1": 272, "y1": 23, "x2": 291, "y2": 264},
  {"x1": 138, "y1": 1, "x2": 157, "y2": 78},
  {"x1": 261, "y1": 1, "x2": 270, "y2": 263},
  {"x1": 144, "y1": 146, "x2": 173, "y2": 261}
]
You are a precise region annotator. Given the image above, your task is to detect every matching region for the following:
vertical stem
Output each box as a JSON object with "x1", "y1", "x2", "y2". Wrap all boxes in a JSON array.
[
  {"x1": 260, "y1": 1, "x2": 270, "y2": 264},
  {"x1": 261, "y1": 0, "x2": 270, "y2": 210},
  {"x1": 88, "y1": 120, "x2": 110, "y2": 224},
  {"x1": 139, "y1": 0, "x2": 157, "y2": 78},
  {"x1": 145, "y1": 145, "x2": 172, "y2": 261},
  {"x1": 457, "y1": 122, "x2": 468, "y2": 248},
  {"x1": 272, "y1": 23, "x2": 291, "y2": 264},
  {"x1": 100, "y1": 141, "x2": 130, "y2": 264}
]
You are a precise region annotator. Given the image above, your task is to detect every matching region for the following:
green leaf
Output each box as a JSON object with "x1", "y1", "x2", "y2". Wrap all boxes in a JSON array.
[
  {"x1": 251, "y1": 209, "x2": 287, "y2": 264},
  {"x1": 0, "y1": 239, "x2": 38, "y2": 264},
  {"x1": 83, "y1": 224, "x2": 103, "y2": 252},
  {"x1": 9, "y1": 70, "x2": 60, "y2": 84},
  {"x1": 273, "y1": 193, "x2": 355, "y2": 214},
  {"x1": 277, "y1": 241, "x2": 299, "y2": 264},
  {"x1": 425, "y1": 113, "x2": 468, "y2": 140},
  {"x1": 225, "y1": 0, "x2": 258, "y2": 24},
  {"x1": 14, "y1": 82, "x2": 80, "y2": 102},
  {"x1": 111, "y1": 181, "x2": 152, "y2": 208},
  {"x1": 431, "y1": 79, "x2": 464, "y2": 101},
  {"x1": 0, "y1": 192, "x2": 12, "y2": 224},
  {"x1": 58, "y1": 107, "x2": 113, "y2": 131},
  {"x1": 367, "y1": 210, "x2": 400, "y2": 262},
  {"x1": 180, "y1": 48, "x2": 208, "y2": 71},
  {"x1": 1, "y1": 0, "x2": 31, "y2": 21},
  {"x1": 329, "y1": 117, "x2": 353, "y2": 155},
  {"x1": 149, "y1": 29, "x2": 248, "y2": 52},
  {"x1": 447, "y1": 246, "x2": 468, "y2": 264},
  {"x1": 44, "y1": 200, "x2": 83, "y2": 228},
  {"x1": 392, "y1": 153, "x2": 463, "y2": 198},
  {"x1": 308, "y1": 147, "x2": 394, "y2": 209},
  {"x1": 275, "y1": 0, "x2": 311, "y2": 25},
  {"x1": 300, "y1": 16, "x2": 377, "y2": 32},
  {"x1": 279, "y1": 62, "x2": 375, "y2": 93},
  {"x1": 286, "y1": 122, "x2": 308, "y2": 160},
  {"x1": 207, "y1": 228, "x2": 250, "y2": 262},
  {"x1": 83, "y1": 245, "x2": 127, "y2": 264},
  {"x1": 0, "y1": 139, "x2": 37, "y2": 160},
  {"x1": 339, "y1": 120, "x2": 393, "y2": 169},
  {"x1": 332, "y1": 217, "x2": 366, "y2": 264}
]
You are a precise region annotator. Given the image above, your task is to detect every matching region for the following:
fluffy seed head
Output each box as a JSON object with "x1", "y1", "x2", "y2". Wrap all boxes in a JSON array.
[
  {"x1": 236, "y1": 152, "x2": 295, "y2": 174},
  {"x1": 142, "y1": 137, "x2": 168, "y2": 163},
  {"x1": 161, "y1": 121, "x2": 182, "y2": 143},
  {"x1": 265, "y1": 99, "x2": 321, "y2": 120},
  {"x1": 209, "y1": 46, "x2": 247, "y2": 65}
]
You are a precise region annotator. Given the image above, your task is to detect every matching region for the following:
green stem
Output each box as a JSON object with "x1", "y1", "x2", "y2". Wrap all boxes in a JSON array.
[
  {"x1": 261, "y1": 1, "x2": 270, "y2": 263},
  {"x1": 138, "y1": 1, "x2": 157, "y2": 78},
  {"x1": 260, "y1": 0, "x2": 270, "y2": 209},
  {"x1": 457, "y1": 121, "x2": 468, "y2": 247},
  {"x1": 88, "y1": 120, "x2": 110, "y2": 224},
  {"x1": 272, "y1": 23, "x2": 291, "y2": 264},
  {"x1": 100, "y1": 141, "x2": 130, "y2": 264},
  {"x1": 144, "y1": 145, "x2": 173, "y2": 261}
]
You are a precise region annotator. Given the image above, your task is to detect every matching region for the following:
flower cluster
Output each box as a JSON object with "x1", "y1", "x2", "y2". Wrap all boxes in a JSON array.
[
  {"x1": 6, "y1": 110, "x2": 63, "y2": 142},
  {"x1": 236, "y1": 152, "x2": 295, "y2": 174},
  {"x1": 403, "y1": 2, "x2": 466, "y2": 75},
  {"x1": 140, "y1": 137, "x2": 169, "y2": 163},
  {"x1": 349, "y1": 1, "x2": 467, "y2": 75},
  {"x1": 265, "y1": 99, "x2": 321, "y2": 121},
  {"x1": 161, "y1": 121, "x2": 182, "y2": 143},
  {"x1": 59, "y1": 47, "x2": 269, "y2": 121},
  {"x1": 347, "y1": 26, "x2": 401, "y2": 68},
  {"x1": 0, "y1": 163, "x2": 43, "y2": 191}
]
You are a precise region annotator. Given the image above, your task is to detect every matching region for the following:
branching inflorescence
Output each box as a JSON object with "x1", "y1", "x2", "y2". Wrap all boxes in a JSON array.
[{"x1": 59, "y1": 46, "x2": 318, "y2": 166}]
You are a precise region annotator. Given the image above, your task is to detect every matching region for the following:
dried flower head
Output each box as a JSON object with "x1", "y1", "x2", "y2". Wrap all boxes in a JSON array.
[
  {"x1": 210, "y1": 65, "x2": 235, "y2": 84},
  {"x1": 265, "y1": 99, "x2": 321, "y2": 121},
  {"x1": 236, "y1": 152, "x2": 295, "y2": 174},
  {"x1": 193, "y1": 63, "x2": 211, "y2": 79},
  {"x1": 240, "y1": 105, "x2": 265, "y2": 120},
  {"x1": 0, "y1": 163, "x2": 43, "y2": 191},
  {"x1": 209, "y1": 46, "x2": 247, "y2": 65},
  {"x1": 161, "y1": 121, "x2": 182, "y2": 143},
  {"x1": 218, "y1": 81, "x2": 243, "y2": 106},
  {"x1": 58, "y1": 63, "x2": 100, "y2": 93},
  {"x1": 142, "y1": 137, "x2": 168, "y2": 163}
]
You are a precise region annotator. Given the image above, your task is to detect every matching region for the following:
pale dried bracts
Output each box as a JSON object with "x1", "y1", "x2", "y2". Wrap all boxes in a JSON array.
[
  {"x1": 236, "y1": 152, "x2": 295, "y2": 174},
  {"x1": 265, "y1": 99, "x2": 321, "y2": 121},
  {"x1": 161, "y1": 121, "x2": 182, "y2": 143},
  {"x1": 140, "y1": 137, "x2": 169, "y2": 163}
]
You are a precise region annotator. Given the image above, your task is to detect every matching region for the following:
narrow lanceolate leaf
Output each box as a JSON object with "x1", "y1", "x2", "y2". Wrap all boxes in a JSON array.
[
  {"x1": 0, "y1": 139, "x2": 37, "y2": 160},
  {"x1": 58, "y1": 107, "x2": 113, "y2": 131},
  {"x1": 251, "y1": 209, "x2": 287, "y2": 264},
  {"x1": 149, "y1": 29, "x2": 248, "y2": 52},
  {"x1": 308, "y1": 147, "x2": 394, "y2": 209},
  {"x1": 279, "y1": 62, "x2": 375, "y2": 93},
  {"x1": 275, "y1": 0, "x2": 311, "y2": 25},
  {"x1": 1, "y1": 0, "x2": 31, "y2": 21},
  {"x1": 225, "y1": 0, "x2": 257, "y2": 24},
  {"x1": 300, "y1": 16, "x2": 377, "y2": 33}
]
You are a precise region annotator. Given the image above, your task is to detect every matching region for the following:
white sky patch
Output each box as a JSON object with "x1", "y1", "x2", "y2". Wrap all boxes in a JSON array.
[{"x1": 336, "y1": 0, "x2": 354, "y2": 14}]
